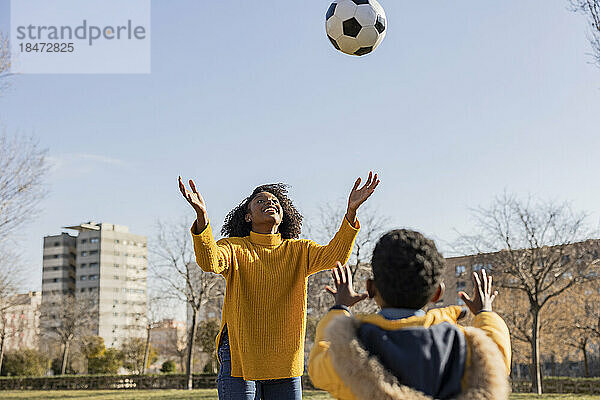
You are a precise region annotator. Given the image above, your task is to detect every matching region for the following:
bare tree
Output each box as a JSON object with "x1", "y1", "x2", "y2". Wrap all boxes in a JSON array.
[
  {"x1": 457, "y1": 194, "x2": 599, "y2": 394},
  {"x1": 40, "y1": 294, "x2": 96, "y2": 375},
  {"x1": 122, "y1": 336, "x2": 157, "y2": 375},
  {"x1": 139, "y1": 292, "x2": 165, "y2": 375},
  {"x1": 571, "y1": 0, "x2": 600, "y2": 67},
  {"x1": 0, "y1": 134, "x2": 48, "y2": 242},
  {"x1": 0, "y1": 133, "x2": 46, "y2": 370},
  {"x1": 152, "y1": 218, "x2": 224, "y2": 390},
  {"x1": 0, "y1": 32, "x2": 12, "y2": 95},
  {"x1": 0, "y1": 250, "x2": 26, "y2": 370},
  {"x1": 162, "y1": 322, "x2": 187, "y2": 372},
  {"x1": 306, "y1": 203, "x2": 389, "y2": 317},
  {"x1": 556, "y1": 281, "x2": 600, "y2": 376},
  {"x1": 494, "y1": 286, "x2": 568, "y2": 379}
]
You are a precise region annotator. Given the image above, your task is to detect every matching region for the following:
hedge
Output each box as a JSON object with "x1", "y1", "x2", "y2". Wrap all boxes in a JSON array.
[
  {"x1": 1, "y1": 374, "x2": 600, "y2": 394},
  {"x1": 511, "y1": 377, "x2": 600, "y2": 394},
  {"x1": 0, "y1": 374, "x2": 217, "y2": 390},
  {"x1": 0, "y1": 373, "x2": 317, "y2": 391}
]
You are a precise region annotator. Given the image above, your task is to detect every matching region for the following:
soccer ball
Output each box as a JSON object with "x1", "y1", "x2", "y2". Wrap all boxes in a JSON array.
[{"x1": 325, "y1": 0, "x2": 387, "y2": 56}]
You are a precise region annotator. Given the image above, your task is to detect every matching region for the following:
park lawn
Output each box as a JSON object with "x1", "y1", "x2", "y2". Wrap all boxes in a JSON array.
[{"x1": 0, "y1": 391, "x2": 599, "y2": 399}]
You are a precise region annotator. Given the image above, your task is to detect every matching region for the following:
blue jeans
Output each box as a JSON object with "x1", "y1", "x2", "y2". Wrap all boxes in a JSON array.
[{"x1": 217, "y1": 326, "x2": 302, "y2": 400}]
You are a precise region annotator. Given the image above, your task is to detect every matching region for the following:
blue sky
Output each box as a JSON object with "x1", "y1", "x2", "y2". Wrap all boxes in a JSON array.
[{"x1": 1, "y1": 0, "x2": 600, "y2": 292}]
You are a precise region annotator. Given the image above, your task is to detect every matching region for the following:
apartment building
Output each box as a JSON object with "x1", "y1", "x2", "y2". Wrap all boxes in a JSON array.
[{"x1": 41, "y1": 222, "x2": 147, "y2": 348}]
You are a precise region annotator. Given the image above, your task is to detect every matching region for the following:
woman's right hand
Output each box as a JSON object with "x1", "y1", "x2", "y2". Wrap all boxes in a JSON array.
[{"x1": 178, "y1": 176, "x2": 208, "y2": 230}]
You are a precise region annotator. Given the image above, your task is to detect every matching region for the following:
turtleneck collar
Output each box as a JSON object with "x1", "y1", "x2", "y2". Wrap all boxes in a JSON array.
[{"x1": 249, "y1": 230, "x2": 282, "y2": 247}]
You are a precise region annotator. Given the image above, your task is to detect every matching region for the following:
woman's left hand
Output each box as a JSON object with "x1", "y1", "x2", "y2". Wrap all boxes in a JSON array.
[{"x1": 347, "y1": 171, "x2": 380, "y2": 213}]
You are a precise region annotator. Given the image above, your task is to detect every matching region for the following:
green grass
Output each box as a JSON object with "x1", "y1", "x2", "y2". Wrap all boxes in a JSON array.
[{"x1": 0, "y1": 390, "x2": 598, "y2": 399}]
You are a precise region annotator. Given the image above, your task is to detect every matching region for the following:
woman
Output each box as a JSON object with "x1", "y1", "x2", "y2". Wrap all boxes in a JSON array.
[{"x1": 178, "y1": 172, "x2": 379, "y2": 400}]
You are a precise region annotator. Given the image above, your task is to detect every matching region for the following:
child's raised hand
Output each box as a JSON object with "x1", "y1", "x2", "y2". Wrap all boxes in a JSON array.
[
  {"x1": 325, "y1": 262, "x2": 368, "y2": 308},
  {"x1": 459, "y1": 269, "x2": 498, "y2": 315}
]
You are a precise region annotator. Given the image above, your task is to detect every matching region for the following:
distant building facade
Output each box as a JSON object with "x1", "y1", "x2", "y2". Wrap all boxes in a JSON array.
[
  {"x1": 441, "y1": 240, "x2": 600, "y2": 308},
  {"x1": 149, "y1": 319, "x2": 187, "y2": 371},
  {"x1": 1, "y1": 291, "x2": 41, "y2": 351}
]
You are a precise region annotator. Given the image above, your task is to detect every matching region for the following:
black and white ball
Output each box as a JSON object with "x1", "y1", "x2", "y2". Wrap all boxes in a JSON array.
[{"x1": 326, "y1": 0, "x2": 387, "y2": 56}]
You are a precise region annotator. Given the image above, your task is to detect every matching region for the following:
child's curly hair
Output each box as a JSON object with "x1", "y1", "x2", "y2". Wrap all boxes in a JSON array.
[
  {"x1": 221, "y1": 183, "x2": 303, "y2": 239},
  {"x1": 371, "y1": 229, "x2": 445, "y2": 309}
]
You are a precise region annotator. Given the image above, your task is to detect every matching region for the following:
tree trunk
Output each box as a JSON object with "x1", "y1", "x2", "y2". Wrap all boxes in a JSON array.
[
  {"x1": 531, "y1": 309, "x2": 542, "y2": 394},
  {"x1": 582, "y1": 341, "x2": 589, "y2": 377},
  {"x1": 0, "y1": 332, "x2": 5, "y2": 374},
  {"x1": 186, "y1": 308, "x2": 199, "y2": 390},
  {"x1": 142, "y1": 324, "x2": 151, "y2": 375},
  {"x1": 61, "y1": 341, "x2": 70, "y2": 375}
]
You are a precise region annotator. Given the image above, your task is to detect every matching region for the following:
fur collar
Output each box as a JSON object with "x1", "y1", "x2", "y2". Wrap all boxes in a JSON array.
[{"x1": 325, "y1": 315, "x2": 510, "y2": 400}]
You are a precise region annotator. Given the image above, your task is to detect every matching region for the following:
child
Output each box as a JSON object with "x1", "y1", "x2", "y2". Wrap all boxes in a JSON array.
[
  {"x1": 308, "y1": 229, "x2": 511, "y2": 400},
  {"x1": 179, "y1": 173, "x2": 379, "y2": 400}
]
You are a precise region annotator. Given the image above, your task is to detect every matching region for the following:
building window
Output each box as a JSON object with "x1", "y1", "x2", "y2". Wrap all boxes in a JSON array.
[
  {"x1": 89, "y1": 263, "x2": 99, "y2": 268},
  {"x1": 456, "y1": 281, "x2": 466, "y2": 291},
  {"x1": 455, "y1": 265, "x2": 466, "y2": 276},
  {"x1": 89, "y1": 275, "x2": 98, "y2": 280},
  {"x1": 114, "y1": 264, "x2": 120, "y2": 268},
  {"x1": 114, "y1": 276, "x2": 120, "y2": 280},
  {"x1": 473, "y1": 263, "x2": 484, "y2": 272},
  {"x1": 80, "y1": 263, "x2": 87, "y2": 268},
  {"x1": 81, "y1": 239, "x2": 87, "y2": 244},
  {"x1": 90, "y1": 238, "x2": 99, "y2": 244},
  {"x1": 89, "y1": 250, "x2": 98, "y2": 255},
  {"x1": 54, "y1": 242, "x2": 60, "y2": 246},
  {"x1": 80, "y1": 276, "x2": 87, "y2": 281},
  {"x1": 457, "y1": 297, "x2": 465, "y2": 306},
  {"x1": 81, "y1": 251, "x2": 88, "y2": 257},
  {"x1": 115, "y1": 240, "x2": 120, "y2": 244}
]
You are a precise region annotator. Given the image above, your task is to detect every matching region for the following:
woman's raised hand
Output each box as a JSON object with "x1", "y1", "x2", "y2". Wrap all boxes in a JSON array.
[
  {"x1": 348, "y1": 171, "x2": 379, "y2": 211},
  {"x1": 345, "y1": 171, "x2": 380, "y2": 226},
  {"x1": 178, "y1": 176, "x2": 208, "y2": 229}
]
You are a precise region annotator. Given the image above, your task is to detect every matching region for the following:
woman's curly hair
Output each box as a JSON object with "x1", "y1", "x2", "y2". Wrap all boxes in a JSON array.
[{"x1": 221, "y1": 183, "x2": 303, "y2": 239}]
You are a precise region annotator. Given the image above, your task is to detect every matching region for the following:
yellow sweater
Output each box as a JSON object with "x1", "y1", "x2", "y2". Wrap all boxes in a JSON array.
[{"x1": 191, "y1": 217, "x2": 360, "y2": 380}]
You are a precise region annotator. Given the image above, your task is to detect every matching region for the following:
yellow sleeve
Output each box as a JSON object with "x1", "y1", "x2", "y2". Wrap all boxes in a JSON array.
[
  {"x1": 308, "y1": 309, "x2": 358, "y2": 400},
  {"x1": 190, "y1": 222, "x2": 232, "y2": 276},
  {"x1": 306, "y1": 218, "x2": 360, "y2": 276},
  {"x1": 473, "y1": 311, "x2": 512, "y2": 374},
  {"x1": 426, "y1": 306, "x2": 466, "y2": 324}
]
